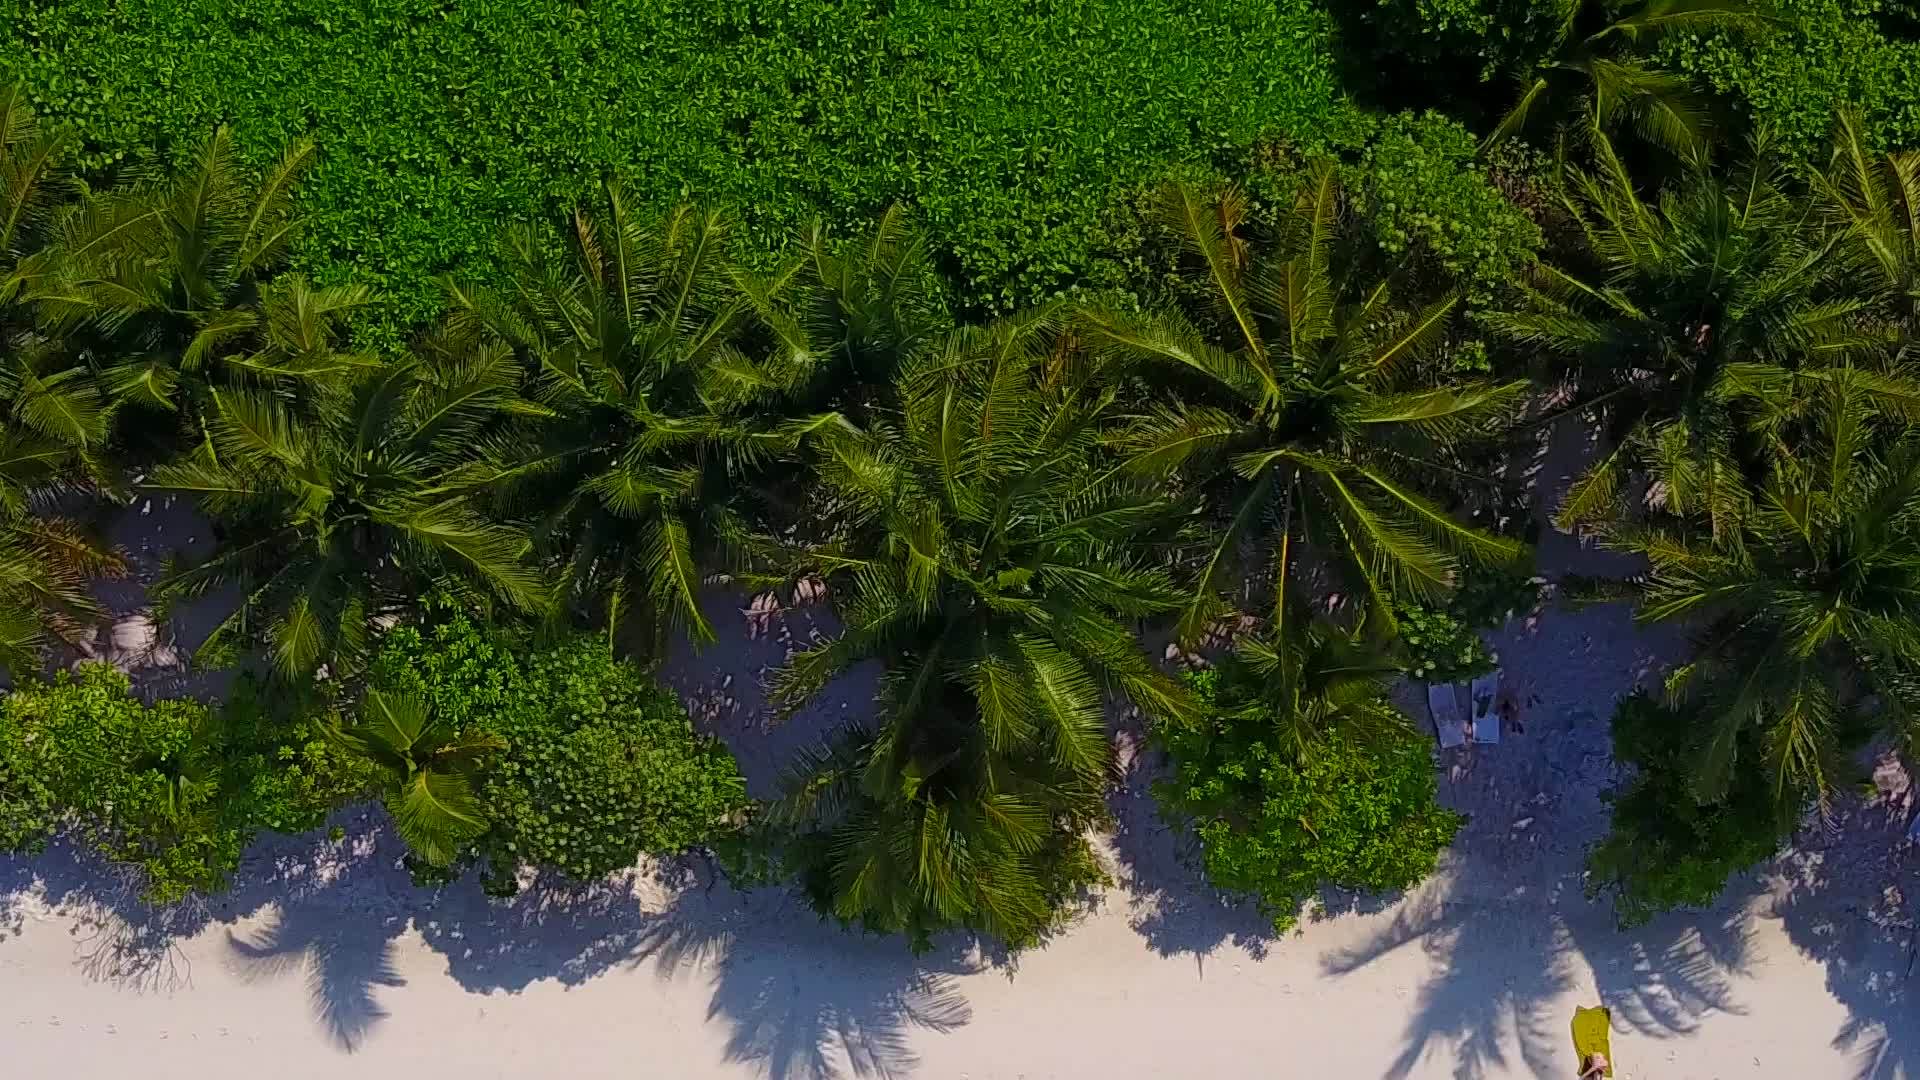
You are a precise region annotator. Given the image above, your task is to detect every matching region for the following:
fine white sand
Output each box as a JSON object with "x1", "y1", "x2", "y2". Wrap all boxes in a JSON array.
[{"x1": 3, "y1": 458, "x2": 1918, "y2": 1078}]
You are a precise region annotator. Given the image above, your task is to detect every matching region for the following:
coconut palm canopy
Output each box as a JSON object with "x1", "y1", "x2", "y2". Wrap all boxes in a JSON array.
[
  {"x1": 1487, "y1": 130, "x2": 1918, "y2": 534},
  {"x1": 146, "y1": 342, "x2": 546, "y2": 679},
  {"x1": 33, "y1": 127, "x2": 376, "y2": 429},
  {"x1": 0, "y1": 85, "x2": 120, "y2": 672},
  {"x1": 1485, "y1": 0, "x2": 1768, "y2": 156},
  {"x1": 764, "y1": 310, "x2": 1196, "y2": 947},
  {"x1": 1610, "y1": 369, "x2": 1920, "y2": 803},
  {"x1": 1082, "y1": 168, "x2": 1527, "y2": 641}
]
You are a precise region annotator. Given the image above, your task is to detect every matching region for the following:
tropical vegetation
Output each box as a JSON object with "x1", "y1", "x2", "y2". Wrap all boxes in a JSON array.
[
  {"x1": 367, "y1": 613, "x2": 747, "y2": 889},
  {"x1": 1157, "y1": 614, "x2": 1463, "y2": 932},
  {"x1": 760, "y1": 316, "x2": 1192, "y2": 948},
  {"x1": 2, "y1": 0, "x2": 1920, "y2": 948}
]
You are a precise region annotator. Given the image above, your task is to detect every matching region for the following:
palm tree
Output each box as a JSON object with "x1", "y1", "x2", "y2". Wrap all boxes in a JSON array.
[
  {"x1": 1605, "y1": 369, "x2": 1920, "y2": 805},
  {"x1": 0, "y1": 84, "x2": 122, "y2": 673},
  {"x1": 146, "y1": 341, "x2": 546, "y2": 678},
  {"x1": 444, "y1": 187, "x2": 779, "y2": 650},
  {"x1": 1485, "y1": 131, "x2": 1910, "y2": 534},
  {"x1": 765, "y1": 312, "x2": 1195, "y2": 948},
  {"x1": 1, "y1": 84, "x2": 111, "y2": 500},
  {"x1": 1081, "y1": 170, "x2": 1527, "y2": 641},
  {"x1": 0, "y1": 516, "x2": 125, "y2": 675},
  {"x1": 734, "y1": 206, "x2": 950, "y2": 417},
  {"x1": 1204, "y1": 598, "x2": 1419, "y2": 766},
  {"x1": 34, "y1": 126, "x2": 375, "y2": 428},
  {"x1": 327, "y1": 688, "x2": 505, "y2": 867},
  {"x1": 1816, "y1": 106, "x2": 1920, "y2": 334},
  {"x1": 1485, "y1": 0, "x2": 1765, "y2": 157}
]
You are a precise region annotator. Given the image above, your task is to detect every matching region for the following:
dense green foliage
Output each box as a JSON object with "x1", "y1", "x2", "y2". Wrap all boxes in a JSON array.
[
  {"x1": 1397, "y1": 564, "x2": 1538, "y2": 681},
  {"x1": 1345, "y1": 111, "x2": 1544, "y2": 306},
  {"x1": 1394, "y1": 601, "x2": 1497, "y2": 682},
  {"x1": 1487, "y1": 129, "x2": 1902, "y2": 533},
  {"x1": 148, "y1": 343, "x2": 546, "y2": 679},
  {"x1": 445, "y1": 190, "x2": 770, "y2": 651},
  {"x1": 1084, "y1": 169, "x2": 1526, "y2": 641},
  {"x1": 1157, "y1": 631, "x2": 1463, "y2": 932},
  {"x1": 1660, "y1": 0, "x2": 1920, "y2": 152},
  {"x1": 1586, "y1": 693, "x2": 1793, "y2": 925},
  {"x1": 1, "y1": 0, "x2": 1356, "y2": 322},
  {"x1": 1601, "y1": 376, "x2": 1920, "y2": 802},
  {"x1": 369, "y1": 616, "x2": 747, "y2": 886},
  {"x1": 0, "y1": 665, "x2": 365, "y2": 902},
  {"x1": 0, "y1": 83, "x2": 119, "y2": 672}
]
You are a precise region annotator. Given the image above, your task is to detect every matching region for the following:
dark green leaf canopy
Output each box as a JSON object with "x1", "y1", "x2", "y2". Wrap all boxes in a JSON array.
[
  {"x1": 766, "y1": 310, "x2": 1194, "y2": 948},
  {"x1": 1086, "y1": 171, "x2": 1525, "y2": 640},
  {"x1": 1610, "y1": 372, "x2": 1920, "y2": 802},
  {"x1": 444, "y1": 189, "x2": 764, "y2": 651},
  {"x1": 148, "y1": 345, "x2": 545, "y2": 679},
  {"x1": 1487, "y1": 129, "x2": 1917, "y2": 534}
]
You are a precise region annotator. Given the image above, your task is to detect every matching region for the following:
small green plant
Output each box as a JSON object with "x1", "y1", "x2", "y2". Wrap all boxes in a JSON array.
[
  {"x1": 1660, "y1": 0, "x2": 1920, "y2": 153},
  {"x1": 327, "y1": 688, "x2": 504, "y2": 869},
  {"x1": 368, "y1": 615, "x2": 748, "y2": 886},
  {"x1": 1154, "y1": 621, "x2": 1463, "y2": 933},
  {"x1": 1346, "y1": 111, "x2": 1542, "y2": 307},
  {"x1": 1395, "y1": 601, "x2": 1495, "y2": 682},
  {"x1": 1397, "y1": 564, "x2": 1539, "y2": 682},
  {"x1": 0, "y1": 665, "x2": 368, "y2": 903}
]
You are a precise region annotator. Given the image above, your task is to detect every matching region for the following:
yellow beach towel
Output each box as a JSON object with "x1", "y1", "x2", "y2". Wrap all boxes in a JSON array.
[{"x1": 1571, "y1": 1006, "x2": 1613, "y2": 1077}]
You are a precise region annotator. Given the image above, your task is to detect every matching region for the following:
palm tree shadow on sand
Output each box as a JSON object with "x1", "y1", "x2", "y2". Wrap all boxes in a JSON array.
[
  {"x1": 217, "y1": 818, "x2": 983, "y2": 1078},
  {"x1": 1, "y1": 804, "x2": 980, "y2": 1078},
  {"x1": 1315, "y1": 747, "x2": 1920, "y2": 1080},
  {"x1": 1311, "y1": 675, "x2": 1763, "y2": 1080},
  {"x1": 409, "y1": 863, "x2": 980, "y2": 1080},
  {"x1": 221, "y1": 831, "x2": 412, "y2": 1052},
  {"x1": 1771, "y1": 797, "x2": 1920, "y2": 1080},
  {"x1": 1319, "y1": 865, "x2": 1762, "y2": 1080}
]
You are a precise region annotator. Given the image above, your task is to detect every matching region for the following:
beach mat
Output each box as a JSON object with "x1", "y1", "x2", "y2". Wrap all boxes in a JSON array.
[
  {"x1": 1428, "y1": 683, "x2": 1466, "y2": 748},
  {"x1": 1571, "y1": 1006, "x2": 1613, "y2": 1077},
  {"x1": 1470, "y1": 670, "x2": 1500, "y2": 744}
]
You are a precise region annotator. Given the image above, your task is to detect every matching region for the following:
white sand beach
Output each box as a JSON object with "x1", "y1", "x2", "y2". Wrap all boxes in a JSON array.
[{"x1": 3, "y1": 470, "x2": 1917, "y2": 1079}]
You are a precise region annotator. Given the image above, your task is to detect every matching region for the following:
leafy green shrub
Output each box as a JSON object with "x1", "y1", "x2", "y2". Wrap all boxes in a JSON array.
[
  {"x1": 1587, "y1": 693, "x2": 1797, "y2": 926},
  {"x1": 0, "y1": 665, "x2": 366, "y2": 903},
  {"x1": 2, "y1": 0, "x2": 1357, "y2": 323},
  {"x1": 369, "y1": 615, "x2": 747, "y2": 886},
  {"x1": 1397, "y1": 557, "x2": 1543, "y2": 676},
  {"x1": 1087, "y1": 110, "x2": 1538, "y2": 331},
  {"x1": 1397, "y1": 561, "x2": 1540, "y2": 681},
  {"x1": 1395, "y1": 601, "x2": 1495, "y2": 682},
  {"x1": 215, "y1": 677, "x2": 378, "y2": 837},
  {"x1": 1659, "y1": 0, "x2": 1920, "y2": 153},
  {"x1": 1156, "y1": 659, "x2": 1462, "y2": 934},
  {"x1": 1343, "y1": 111, "x2": 1542, "y2": 305}
]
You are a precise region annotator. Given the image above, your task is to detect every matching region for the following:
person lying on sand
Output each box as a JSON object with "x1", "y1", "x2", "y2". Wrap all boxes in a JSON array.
[{"x1": 1578, "y1": 1052, "x2": 1610, "y2": 1078}]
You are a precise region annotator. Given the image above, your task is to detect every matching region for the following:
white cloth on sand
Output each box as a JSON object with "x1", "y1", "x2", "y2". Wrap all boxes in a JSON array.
[{"x1": 1428, "y1": 683, "x2": 1466, "y2": 748}]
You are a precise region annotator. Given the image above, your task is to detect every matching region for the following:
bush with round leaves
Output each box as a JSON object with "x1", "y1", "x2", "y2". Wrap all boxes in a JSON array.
[{"x1": 368, "y1": 615, "x2": 748, "y2": 888}]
